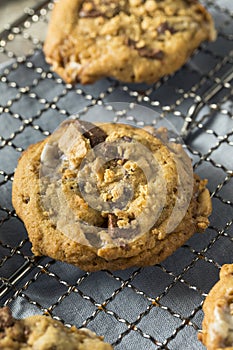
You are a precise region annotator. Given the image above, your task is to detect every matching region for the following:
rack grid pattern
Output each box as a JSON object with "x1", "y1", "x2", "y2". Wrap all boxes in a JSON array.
[{"x1": 0, "y1": 1, "x2": 233, "y2": 349}]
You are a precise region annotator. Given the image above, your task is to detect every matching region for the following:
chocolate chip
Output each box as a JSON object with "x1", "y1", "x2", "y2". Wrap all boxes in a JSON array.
[
  {"x1": 138, "y1": 48, "x2": 164, "y2": 60},
  {"x1": 22, "y1": 196, "x2": 30, "y2": 204},
  {"x1": 79, "y1": 0, "x2": 104, "y2": 18},
  {"x1": 125, "y1": 38, "x2": 137, "y2": 49},
  {"x1": 126, "y1": 37, "x2": 165, "y2": 60},
  {"x1": 108, "y1": 213, "x2": 118, "y2": 237},
  {"x1": 79, "y1": 1, "x2": 121, "y2": 19},
  {"x1": 24, "y1": 326, "x2": 30, "y2": 337},
  {"x1": 75, "y1": 120, "x2": 107, "y2": 148},
  {"x1": 122, "y1": 136, "x2": 132, "y2": 142},
  {"x1": 0, "y1": 307, "x2": 14, "y2": 331},
  {"x1": 108, "y1": 5, "x2": 121, "y2": 17},
  {"x1": 110, "y1": 159, "x2": 120, "y2": 168},
  {"x1": 119, "y1": 242, "x2": 131, "y2": 251},
  {"x1": 157, "y1": 22, "x2": 176, "y2": 35},
  {"x1": 79, "y1": 9, "x2": 104, "y2": 18}
]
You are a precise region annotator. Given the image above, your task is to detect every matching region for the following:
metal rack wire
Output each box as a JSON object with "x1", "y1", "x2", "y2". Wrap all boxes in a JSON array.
[{"x1": 0, "y1": 1, "x2": 232, "y2": 349}]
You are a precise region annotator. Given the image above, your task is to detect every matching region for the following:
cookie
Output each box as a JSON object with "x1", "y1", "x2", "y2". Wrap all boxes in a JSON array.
[
  {"x1": 0, "y1": 306, "x2": 112, "y2": 349},
  {"x1": 199, "y1": 264, "x2": 233, "y2": 350},
  {"x1": 43, "y1": 0, "x2": 216, "y2": 84},
  {"x1": 12, "y1": 121, "x2": 212, "y2": 271}
]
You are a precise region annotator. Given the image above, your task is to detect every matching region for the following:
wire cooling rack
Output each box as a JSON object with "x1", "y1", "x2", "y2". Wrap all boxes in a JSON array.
[{"x1": 0, "y1": 1, "x2": 233, "y2": 349}]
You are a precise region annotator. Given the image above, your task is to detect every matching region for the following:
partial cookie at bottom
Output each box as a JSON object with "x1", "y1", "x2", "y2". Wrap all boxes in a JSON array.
[
  {"x1": 199, "y1": 264, "x2": 233, "y2": 350},
  {"x1": 0, "y1": 307, "x2": 112, "y2": 349}
]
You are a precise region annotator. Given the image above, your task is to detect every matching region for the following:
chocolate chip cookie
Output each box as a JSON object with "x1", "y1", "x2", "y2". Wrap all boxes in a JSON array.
[
  {"x1": 199, "y1": 264, "x2": 233, "y2": 350},
  {"x1": 43, "y1": 0, "x2": 216, "y2": 84},
  {"x1": 12, "y1": 121, "x2": 212, "y2": 271},
  {"x1": 0, "y1": 307, "x2": 112, "y2": 349}
]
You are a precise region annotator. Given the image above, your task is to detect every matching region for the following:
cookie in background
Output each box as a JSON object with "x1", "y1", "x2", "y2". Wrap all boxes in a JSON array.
[{"x1": 43, "y1": 0, "x2": 216, "y2": 84}]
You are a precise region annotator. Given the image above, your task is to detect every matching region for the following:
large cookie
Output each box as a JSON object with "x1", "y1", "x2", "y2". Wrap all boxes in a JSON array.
[
  {"x1": 12, "y1": 121, "x2": 212, "y2": 271},
  {"x1": 0, "y1": 307, "x2": 112, "y2": 349},
  {"x1": 199, "y1": 264, "x2": 233, "y2": 350},
  {"x1": 43, "y1": 0, "x2": 216, "y2": 84}
]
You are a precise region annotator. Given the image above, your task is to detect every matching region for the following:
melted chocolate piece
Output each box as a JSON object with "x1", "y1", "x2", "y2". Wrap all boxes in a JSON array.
[
  {"x1": 125, "y1": 38, "x2": 137, "y2": 48},
  {"x1": 108, "y1": 213, "x2": 118, "y2": 237},
  {"x1": 138, "y1": 48, "x2": 164, "y2": 60},
  {"x1": 126, "y1": 38, "x2": 164, "y2": 60},
  {"x1": 79, "y1": 0, "x2": 104, "y2": 18},
  {"x1": 119, "y1": 242, "x2": 130, "y2": 251},
  {"x1": 157, "y1": 22, "x2": 176, "y2": 35},
  {"x1": 79, "y1": 0, "x2": 121, "y2": 19},
  {"x1": 75, "y1": 120, "x2": 107, "y2": 148},
  {"x1": 79, "y1": 9, "x2": 104, "y2": 18},
  {"x1": 122, "y1": 136, "x2": 132, "y2": 142}
]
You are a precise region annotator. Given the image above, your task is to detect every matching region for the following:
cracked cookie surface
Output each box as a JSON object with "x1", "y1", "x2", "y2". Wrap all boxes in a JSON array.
[
  {"x1": 44, "y1": 0, "x2": 216, "y2": 84},
  {"x1": 12, "y1": 121, "x2": 212, "y2": 271},
  {"x1": 0, "y1": 307, "x2": 112, "y2": 350}
]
